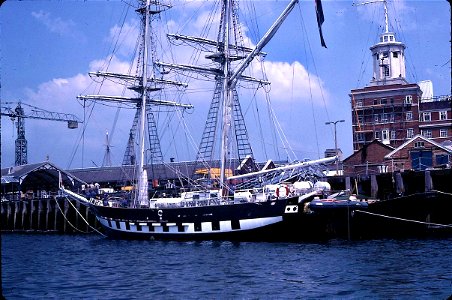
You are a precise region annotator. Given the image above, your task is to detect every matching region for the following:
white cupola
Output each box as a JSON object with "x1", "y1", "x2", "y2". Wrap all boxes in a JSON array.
[
  {"x1": 369, "y1": 31, "x2": 407, "y2": 86},
  {"x1": 367, "y1": 0, "x2": 408, "y2": 86}
]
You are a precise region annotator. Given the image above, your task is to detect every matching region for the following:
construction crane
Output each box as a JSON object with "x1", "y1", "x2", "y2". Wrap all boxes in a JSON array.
[{"x1": 1, "y1": 101, "x2": 82, "y2": 166}]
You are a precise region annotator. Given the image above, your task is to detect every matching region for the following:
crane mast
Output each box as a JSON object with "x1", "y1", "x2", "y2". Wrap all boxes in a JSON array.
[{"x1": 1, "y1": 102, "x2": 82, "y2": 166}]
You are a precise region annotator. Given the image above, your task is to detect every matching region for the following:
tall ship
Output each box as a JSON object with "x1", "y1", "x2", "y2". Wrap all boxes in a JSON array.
[{"x1": 61, "y1": 0, "x2": 336, "y2": 240}]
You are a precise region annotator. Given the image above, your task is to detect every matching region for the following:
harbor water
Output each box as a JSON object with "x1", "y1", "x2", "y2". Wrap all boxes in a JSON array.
[{"x1": 2, "y1": 234, "x2": 452, "y2": 299}]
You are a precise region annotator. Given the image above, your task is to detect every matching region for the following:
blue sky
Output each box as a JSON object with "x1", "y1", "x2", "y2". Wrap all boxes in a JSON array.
[{"x1": 1, "y1": 0, "x2": 450, "y2": 170}]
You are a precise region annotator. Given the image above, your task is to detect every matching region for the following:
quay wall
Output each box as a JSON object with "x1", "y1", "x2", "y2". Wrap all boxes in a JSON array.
[
  {"x1": 1, "y1": 197, "x2": 100, "y2": 233},
  {"x1": 327, "y1": 169, "x2": 452, "y2": 199}
]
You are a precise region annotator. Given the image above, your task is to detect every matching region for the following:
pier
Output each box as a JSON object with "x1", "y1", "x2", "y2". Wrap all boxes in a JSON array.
[{"x1": 1, "y1": 196, "x2": 98, "y2": 233}]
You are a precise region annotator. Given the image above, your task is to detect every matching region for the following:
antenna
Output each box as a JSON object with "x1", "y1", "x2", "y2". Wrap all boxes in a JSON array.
[{"x1": 353, "y1": 0, "x2": 389, "y2": 33}]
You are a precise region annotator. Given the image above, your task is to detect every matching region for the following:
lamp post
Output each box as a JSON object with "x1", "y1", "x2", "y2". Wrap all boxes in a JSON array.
[{"x1": 325, "y1": 119, "x2": 345, "y2": 175}]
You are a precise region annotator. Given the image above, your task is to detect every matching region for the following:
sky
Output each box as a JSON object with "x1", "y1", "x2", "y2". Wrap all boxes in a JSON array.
[{"x1": 1, "y1": 0, "x2": 450, "y2": 170}]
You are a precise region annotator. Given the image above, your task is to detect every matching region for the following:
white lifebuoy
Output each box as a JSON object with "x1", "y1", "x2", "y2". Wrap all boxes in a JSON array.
[
  {"x1": 157, "y1": 210, "x2": 163, "y2": 217},
  {"x1": 276, "y1": 185, "x2": 289, "y2": 198}
]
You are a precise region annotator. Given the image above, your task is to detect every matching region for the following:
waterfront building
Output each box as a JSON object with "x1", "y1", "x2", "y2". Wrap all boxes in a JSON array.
[{"x1": 350, "y1": 31, "x2": 451, "y2": 152}]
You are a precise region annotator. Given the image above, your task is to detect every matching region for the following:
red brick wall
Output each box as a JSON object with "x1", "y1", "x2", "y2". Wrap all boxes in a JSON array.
[{"x1": 343, "y1": 141, "x2": 393, "y2": 175}]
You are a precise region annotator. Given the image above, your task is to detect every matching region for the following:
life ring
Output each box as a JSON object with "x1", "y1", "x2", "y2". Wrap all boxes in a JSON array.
[
  {"x1": 157, "y1": 210, "x2": 163, "y2": 217},
  {"x1": 276, "y1": 185, "x2": 289, "y2": 198}
]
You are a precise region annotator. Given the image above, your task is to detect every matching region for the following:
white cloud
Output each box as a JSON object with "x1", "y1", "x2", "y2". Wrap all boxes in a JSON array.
[
  {"x1": 31, "y1": 10, "x2": 86, "y2": 41},
  {"x1": 107, "y1": 19, "x2": 140, "y2": 58},
  {"x1": 262, "y1": 60, "x2": 327, "y2": 105}
]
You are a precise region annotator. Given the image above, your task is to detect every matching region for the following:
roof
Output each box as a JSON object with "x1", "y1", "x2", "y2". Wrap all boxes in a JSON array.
[
  {"x1": 343, "y1": 139, "x2": 394, "y2": 163},
  {"x1": 385, "y1": 135, "x2": 452, "y2": 159},
  {"x1": 1, "y1": 161, "x2": 86, "y2": 190}
]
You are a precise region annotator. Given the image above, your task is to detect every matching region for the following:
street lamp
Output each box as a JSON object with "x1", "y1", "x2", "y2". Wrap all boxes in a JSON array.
[{"x1": 325, "y1": 119, "x2": 345, "y2": 175}]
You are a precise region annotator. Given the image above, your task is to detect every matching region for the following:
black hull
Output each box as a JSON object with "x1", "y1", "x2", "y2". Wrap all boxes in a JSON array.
[
  {"x1": 308, "y1": 191, "x2": 452, "y2": 240},
  {"x1": 91, "y1": 198, "x2": 315, "y2": 241}
]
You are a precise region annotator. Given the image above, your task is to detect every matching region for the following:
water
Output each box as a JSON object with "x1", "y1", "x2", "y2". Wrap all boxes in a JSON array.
[{"x1": 2, "y1": 234, "x2": 452, "y2": 299}]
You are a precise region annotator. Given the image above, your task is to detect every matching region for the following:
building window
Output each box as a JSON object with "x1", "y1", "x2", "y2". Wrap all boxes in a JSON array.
[
  {"x1": 440, "y1": 129, "x2": 448, "y2": 138},
  {"x1": 422, "y1": 112, "x2": 431, "y2": 122},
  {"x1": 407, "y1": 128, "x2": 414, "y2": 138},
  {"x1": 391, "y1": 130, "x2": 396, "y2": 139},
  {"x1": 373, "y1": 99, "x2": 379, "y2": 105},
  {"x1": 382, "y1": 129, "x2": 389, "y2": 141},
  {"x1": 374, "y1": 114, "x2": 379, "y2": 122},
  {"x1": 375, "y1": 131, "x2": 381, "y2": 139},
  {"x1": 436, "y1": 154, "x2": 449, "y2": 165},
  {"x1": 358, "y1": 116, "x2": 364, "y2": 124},
  {"x1": 381, "y1": 113, "x2": 388, "y2": 123},
  {"x1": 381, "y1": 98, "x2": 387, "y2": 105},
  {"x1": 405, "y1": 95, "x2": 412, "y2": 104},
  {"x1": 406, "y1": 112, "x2": 413, "y2": 121},
  {"x1": 439, "y1": 111, "x2": 447, "y2": 120},
  {"x1": 414, "y1": 141, "x2": 424, "y2": 148},
  {"x1": 356, "y1": 100, "x2": 363, "y2": 108},
  {"x1": 421, "y1": 129, "x2": 432, "y2": 138},
  {"x1": 393, "y1": 51, "x2": 398, "y2": 57},
  {"x1": 357, "y1": 133, "x2": 365, "y2": 142},
  {"x1": 390, "y1": 113, "x2": 395, "y2": 122}
]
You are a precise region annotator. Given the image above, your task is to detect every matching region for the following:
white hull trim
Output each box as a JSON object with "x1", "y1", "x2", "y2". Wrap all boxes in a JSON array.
[{"x1": 98, "y1": 215, "x2": 283, "y2": 235}]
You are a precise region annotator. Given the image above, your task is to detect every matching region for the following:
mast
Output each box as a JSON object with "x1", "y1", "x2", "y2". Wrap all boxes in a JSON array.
[
  {"x1": 135, "y1": 0, "x2": 152, "y2": 207},
  {"x1": 219, "y1": 0, "x2": 232, "y2": 191},
  {"x1": 78, "y1": 0, "x2": 193, "y2": 207},
  {"x1": 353, "y1": 0, "x2": 388, "y2": 33},
  {"x1": 156, "y1": 0, "x2": 302, "y2": 194},
  {"x1": 219, "y1": 0, "x2": 299, "y2": 191}
]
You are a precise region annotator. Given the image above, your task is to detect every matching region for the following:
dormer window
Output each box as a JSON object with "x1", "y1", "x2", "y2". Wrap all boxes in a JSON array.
[
  {"x1": 414, "y1": 141, "x2": 424, "y2": 148},
  {"x1": 384, "y1": 36, "x2": 388, "y2": 42},
  {"x1": 389, "y1": 36, "x2": 394, "y2": 41}
]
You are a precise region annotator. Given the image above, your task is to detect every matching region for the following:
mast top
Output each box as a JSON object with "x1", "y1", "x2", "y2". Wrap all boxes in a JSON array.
[
  {"x1": 353, "y1": 0, "x2": 388, "y2": 33},
  {"x1": 354, "y1": 0, "x2": 408, "y2": 86}
]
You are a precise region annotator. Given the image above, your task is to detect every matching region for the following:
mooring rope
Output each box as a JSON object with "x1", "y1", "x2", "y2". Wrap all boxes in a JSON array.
[
  {"x1": 55, "y1": 197, "x2": 106, "y2": 237},
  {"x1": 354, "y1": 210, "x2": 452, "y2": 228},
  {"x1": 53, "y1": 198, "x2": 91, "y2": 234},
  {"x1": 65, "y1": 196, "x2": 107, "y2": 237}
]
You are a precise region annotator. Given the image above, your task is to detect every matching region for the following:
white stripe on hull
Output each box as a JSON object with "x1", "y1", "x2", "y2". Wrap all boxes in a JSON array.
[{"x1": 98, "y1": 216, "x2": 283, "y2": 235}]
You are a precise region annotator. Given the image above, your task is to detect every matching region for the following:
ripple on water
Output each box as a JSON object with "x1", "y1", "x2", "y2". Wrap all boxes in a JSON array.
[{"x1": 2, "y1": 235, "x2": 452, "y2": 299}]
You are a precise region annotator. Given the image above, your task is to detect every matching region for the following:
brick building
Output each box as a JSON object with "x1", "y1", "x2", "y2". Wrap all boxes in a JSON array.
[
  {"x1": 385, "y1": 135, "x2": 452, "y2": 171},
  {"x1": 343, "y1": 135, "x2": 452, "y2": 176},
  {"x1": 342, "y1": 139, "x2": 394, "y2": 176},
  {"x1": 350, "y1": 28, "x2": 451, "y2": 152}
]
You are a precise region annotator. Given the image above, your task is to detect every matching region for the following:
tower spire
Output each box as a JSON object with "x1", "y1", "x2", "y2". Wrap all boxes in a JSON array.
[{"x1": 354, "y1": 0, "x2": 407, "y2": 86}]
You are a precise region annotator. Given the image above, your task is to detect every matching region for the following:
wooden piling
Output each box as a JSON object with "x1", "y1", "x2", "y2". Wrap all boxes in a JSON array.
[
  {"x1": 345, "y1": 177, "x2": 351, "y2": 193},
  {"x1": 63, "y1": 198, "x2": 69, "y2": 233},
  {"x1": 46, "y1": 198, "x2": 51, "y2": 231},
  {"x1": 371, "y1": 175, "x2": 378, "y2": 198},
  {"x1": 53, "y1": 197, "x2": 59, "y2": 231},
  {"x1": 75, "y1": 201, "x2": 80, "y2": 230},
  {"x1": 425, "y1": 170, "x2": 433, "y2": 192}
]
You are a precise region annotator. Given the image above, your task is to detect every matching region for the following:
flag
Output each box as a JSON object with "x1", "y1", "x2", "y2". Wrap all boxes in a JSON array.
[{"x1": 315, "y1": 0, "x2": 327, "y2": 48}]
